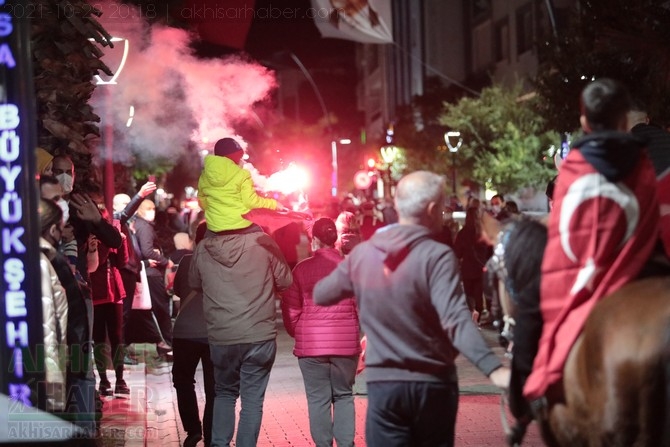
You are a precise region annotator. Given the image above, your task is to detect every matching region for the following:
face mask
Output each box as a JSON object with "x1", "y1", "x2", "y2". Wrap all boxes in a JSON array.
[
  {"x1": 143, "y1": 210, "x2": 155, "y2": 222},
  {"x1": 56, "y1": 198, "x2": 70, "y2": 223},
  {"x1": 56, "y1": 173, "x2": 73, "y2": 194},
  {"x1": 491, "y1": 205, "x2": 501, "y2": 214}
]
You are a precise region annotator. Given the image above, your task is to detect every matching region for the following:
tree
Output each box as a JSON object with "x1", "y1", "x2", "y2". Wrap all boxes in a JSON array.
[
  {"x1": 438, "y1": 84, "x2": 557, "y2": 194},
  {"x1": 534, "y1": 0, "x2": 670, "y2": 131},
  {"x1": 32, "y1": 0, "x2": 115, "y2": 190}
]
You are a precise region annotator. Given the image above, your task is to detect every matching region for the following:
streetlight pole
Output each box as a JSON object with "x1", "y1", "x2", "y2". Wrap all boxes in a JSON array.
[
  {"x1": 331, "y1": 138, "x2": 351, "y2": 197},
  {"x1": 92, "y1": 35, "x2": 130, "y2": 212},
  {"x1": 331, "y1": 140, "x2": 338, "y2": 197},
  {"x1": 380, "y1": 144, "x2": 398, "y2": 198},
  {"x1": 444, "y1": 131, "x2": 463, "y2": 194}
]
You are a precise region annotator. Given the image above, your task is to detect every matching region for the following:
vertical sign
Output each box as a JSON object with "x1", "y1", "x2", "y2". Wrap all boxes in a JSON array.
[{"x1": 0, "y1": 2, "x2": 45, "y2": 409}]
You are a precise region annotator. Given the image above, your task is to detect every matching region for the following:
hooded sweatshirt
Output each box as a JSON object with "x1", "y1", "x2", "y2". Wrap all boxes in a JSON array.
[
  {"x1": 313, "y1": 224, "x2": 502, "y2": 383},
  {"x1": 189, "y1": 231, "x2": 293, "y2": 345},
  {"x1": 198, "y1": 155, "x2": 278, "y2": 232}
]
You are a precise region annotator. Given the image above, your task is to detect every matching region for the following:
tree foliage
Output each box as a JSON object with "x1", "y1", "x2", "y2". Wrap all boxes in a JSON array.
[
  {"x1": 534, "y1": 0, "x2": 670, "y2": 131},
  {"x1": 31, "y1": 0, "x2": 115, "y2": 190},
  {"x1": 438, "y1": 84, "x2": 557, "y2": 194},
  {"x1": 391, "y1": 78, "x2": 466, "y2": 175}
]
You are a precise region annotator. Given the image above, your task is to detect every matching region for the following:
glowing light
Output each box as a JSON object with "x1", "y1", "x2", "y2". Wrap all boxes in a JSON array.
[
  {"x1": 184, "y1": 199, "x2": 200, "y2": 210},
  {"x1": 265, "y1": 163, "x2": 310, "y2": 195},
  {"x1": 126, "y1": 105, "x2": 135, "y2": 127},
  {"x1": 367, "y1": 158, "x2": 376, "y2": 169},
  {"x1": 92, "y1": 37, "x2": 130, "y2": 85}
]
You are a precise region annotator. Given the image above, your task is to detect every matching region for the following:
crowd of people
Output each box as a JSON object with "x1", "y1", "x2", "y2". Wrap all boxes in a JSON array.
[{"x1": 32, "y1": 77, "x2": 670, "y2": 447}]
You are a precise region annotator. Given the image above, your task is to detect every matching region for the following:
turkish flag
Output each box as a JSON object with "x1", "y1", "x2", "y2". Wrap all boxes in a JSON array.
[
  {"x1": 658, "y1": 168, "x2": 670, "y2": 257},
  {"x1": 524, "y1": 149, "x2": 660, "y2": 401},
  {"x1": 243, "y1": 209, "x2": 312, "y2": 235},
  {"x1": 182, "y1": 0, "x2": 256, "y2": 49}
]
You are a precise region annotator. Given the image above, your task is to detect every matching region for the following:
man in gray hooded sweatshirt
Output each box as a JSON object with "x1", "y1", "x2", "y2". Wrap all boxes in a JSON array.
[
  {"x1": 190, "y1": 228, "x2": 292, "y2": 447},
  {"x1": 314, "y1": 170, "x2": 510, "y2": 447}
]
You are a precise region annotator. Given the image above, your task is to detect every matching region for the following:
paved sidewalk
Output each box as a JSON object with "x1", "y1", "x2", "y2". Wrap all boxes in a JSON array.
[{"x1": 99, "y1": 323, "x2": 545, "y2": 446}]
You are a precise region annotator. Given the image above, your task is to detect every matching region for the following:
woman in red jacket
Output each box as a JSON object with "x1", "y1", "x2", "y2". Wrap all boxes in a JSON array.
[{"x1": 281, "y1": 218, "x2": 361, "y2": 447}]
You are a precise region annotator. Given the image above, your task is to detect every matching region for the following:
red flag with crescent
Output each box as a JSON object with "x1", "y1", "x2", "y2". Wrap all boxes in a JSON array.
[{"x1": 524, "y1": 150, "x2": 660, "y2": 401}]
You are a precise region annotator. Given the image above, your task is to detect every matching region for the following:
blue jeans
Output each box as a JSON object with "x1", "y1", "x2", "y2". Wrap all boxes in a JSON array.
[
  {"x1": 210, "y1": 340, "x2": 277, "y2": 447},
  {"x1": 366, "y1": 381, "x2": 458, "y2": 447},
  {"x1": 298, "y1": 356, "x2": 358, "y2": 447}
]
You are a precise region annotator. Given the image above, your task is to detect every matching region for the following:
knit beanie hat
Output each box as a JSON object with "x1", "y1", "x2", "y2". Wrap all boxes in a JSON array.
[
  {"x1": 214, "y1": 138, "x2": 244, "y2": 159},
  {"x1": 36, "y1": 147, "x2": 53, "y2": 174}
]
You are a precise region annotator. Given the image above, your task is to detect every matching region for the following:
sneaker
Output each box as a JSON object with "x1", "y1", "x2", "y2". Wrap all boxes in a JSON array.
[
  {"x1": 115, "y1": 379, "x2": 130, "y2": 395},
  {"x1": 124, "y1": 354, "x2": 138, "y2": 365},
  {"x1": 99, "y1": 379, "x2": 113, "y2": 396},
  {"x1": 159, "y1": 351, "x2": 174, "y2": 362},
  {"x1": 184, "y1": 432, "x2": 202, "y2": 447},
  {"x1": 156, "y1": 342, "x2": 172, "y2": 356}
]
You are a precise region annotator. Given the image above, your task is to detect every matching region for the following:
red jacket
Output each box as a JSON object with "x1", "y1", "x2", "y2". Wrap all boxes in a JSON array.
[
  {"x1": 525, "y1": 144, "x2": 659, "y2": 400},
  {"x1": 90, "y1": 219, "x2": 128, "y2": 305},
  {"x1": 281, "y1": 247, "x2": 361, "y2": 357}
]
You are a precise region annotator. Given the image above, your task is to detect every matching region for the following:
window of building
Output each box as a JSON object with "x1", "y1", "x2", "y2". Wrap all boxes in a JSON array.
[
  {"x1": 472, "y1": 20, "x2": 493, "y2": 72},
  {"x1": 471, "y1": 0, "x2": 492, "y2": 23},
  {"x1": 494, "y1": 18, "x2": 510, "y2": 62},
  {"x1": 516, "y1": 3, "x2": 534, "y2": 55}
]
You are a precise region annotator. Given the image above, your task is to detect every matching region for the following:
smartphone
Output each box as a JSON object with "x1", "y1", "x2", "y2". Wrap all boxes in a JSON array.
[{"x1": 148, "y1": 174, "x2": 156, "y2": 182}]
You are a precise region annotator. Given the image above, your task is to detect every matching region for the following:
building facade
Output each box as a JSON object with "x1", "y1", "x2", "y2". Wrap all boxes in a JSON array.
[{"x1": 357, "y1": 0, "x2": 577, "y2": 141}]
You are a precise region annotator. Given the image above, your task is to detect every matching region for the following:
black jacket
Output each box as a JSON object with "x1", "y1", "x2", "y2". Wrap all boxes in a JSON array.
[
  {"x1": 43, "y1": 248, "x2": 91, "y2": 378},
  {"x1": 134, "y1": 216, "x2": 171, "y2": 277}
]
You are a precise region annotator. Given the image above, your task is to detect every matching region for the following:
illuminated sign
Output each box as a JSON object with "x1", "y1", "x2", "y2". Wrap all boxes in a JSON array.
[{"x1": 0, "y1": 2, "x2": 45, "y2": 409}]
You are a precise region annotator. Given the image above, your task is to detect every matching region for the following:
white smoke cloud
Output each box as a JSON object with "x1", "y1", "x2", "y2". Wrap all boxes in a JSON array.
[{"x1": 90, "y1": 1, "x2": 276, "y2": 165}]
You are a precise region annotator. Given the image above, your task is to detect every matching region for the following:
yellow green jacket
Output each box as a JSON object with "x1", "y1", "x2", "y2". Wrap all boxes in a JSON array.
[{"x1": 198, "y1": 155, "x2": 278, "y2": 232}]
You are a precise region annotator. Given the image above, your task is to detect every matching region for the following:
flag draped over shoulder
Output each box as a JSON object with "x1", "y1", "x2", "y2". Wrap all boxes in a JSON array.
[
  {"x1": 311, "y1": 0, "x2": 393, "y2": 44},
  {"x1": 524, "y1": 149, "x2": 659, "y2": 401},
  {"x1": 243, "y1": 209, "x2": 312, "y2": 235}
]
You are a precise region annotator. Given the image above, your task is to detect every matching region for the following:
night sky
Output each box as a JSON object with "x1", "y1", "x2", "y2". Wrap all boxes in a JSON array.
[{"x1": 201, "y1": 0, "x2": 362, "y2": 134}]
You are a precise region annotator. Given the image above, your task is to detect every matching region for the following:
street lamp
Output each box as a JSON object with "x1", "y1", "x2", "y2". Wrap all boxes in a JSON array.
[
  {"x1": 91, "y1": 35, "x2": 130, "y2": 212},
  {"x1": 380, "y1": 144, "x2": 398, "y2": 198},
  {"x1": 444, "y1": 131, "x2": 463, "y2": 194},
  {"x1": 331, "y1": 138, "x2": 351, "y2": 197}
]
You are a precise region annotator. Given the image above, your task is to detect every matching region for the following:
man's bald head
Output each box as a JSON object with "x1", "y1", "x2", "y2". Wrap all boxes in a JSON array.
[
  {"x1": 113, "y1": 194, "x2": 131, "y2": 213},
  {"x1": 394, "y1": 171, "x2": 446, "y2": 228}
]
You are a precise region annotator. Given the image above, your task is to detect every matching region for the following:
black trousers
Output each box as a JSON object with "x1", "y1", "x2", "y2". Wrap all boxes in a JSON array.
[
  {"x1": 147, "y1": 274, "x2": 173, "y2": 346},
  {"x1": 92, "y1": 302, "x2": 124, "y2": 381},
  {"x1": 172, "y1": 338, "x2": 215, "y2": 445},
  {"x1": 120, "y1": 269, "x2": 162, "y2": 344}
]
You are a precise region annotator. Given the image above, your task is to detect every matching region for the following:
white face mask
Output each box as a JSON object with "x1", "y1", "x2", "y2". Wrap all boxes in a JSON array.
[
  {"x1": 143, "y1": 210, "x2": 156, "y2": 222},
  {"x1": 56, "y1": 173, "x2": 73, "y2": 194},
  {"x1": 491, "y1": 205, "x2": 501, "y2": 214},
  {"x1": 56, "y1": 198, "x2": 70, "y2": 223}
]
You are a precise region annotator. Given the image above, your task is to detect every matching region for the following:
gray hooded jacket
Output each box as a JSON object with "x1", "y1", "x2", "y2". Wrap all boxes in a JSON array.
[
  {"x1": 189, "y1": 231, "x2": 293, "y2": 345},
  {"x1": 314, "y1": 224, "x2": 502, "y2": 383}
]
